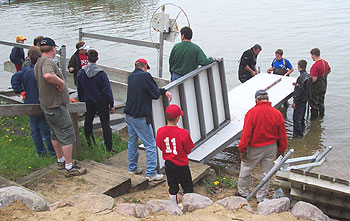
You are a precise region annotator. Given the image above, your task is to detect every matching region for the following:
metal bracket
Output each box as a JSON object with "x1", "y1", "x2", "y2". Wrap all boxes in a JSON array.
[{"x1": 246, "y1": 146, "x2": 332, "y2": 200}]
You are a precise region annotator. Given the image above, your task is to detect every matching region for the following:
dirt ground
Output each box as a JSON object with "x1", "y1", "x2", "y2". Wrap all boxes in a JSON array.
[
  {"x1": 0, "y1": 127, "x2": 305, "y2": 220},
  {"x1": 0, "y1": 165, "x2": 306, "y2": 221}
]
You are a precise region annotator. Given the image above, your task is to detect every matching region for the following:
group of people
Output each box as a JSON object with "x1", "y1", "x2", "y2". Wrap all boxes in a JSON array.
[
  {"x1": 236, "y1": 46, "x2": 331, "y2": 201},
  {"x1": 8, "y1": 26, "x2": 331, "y2": 203},
  {"x1": 238, "y1": 45, "x2": 331, "y2": 137},
  {"x1": 10, "y1": 36, "x2": 87, "y2": 177}
]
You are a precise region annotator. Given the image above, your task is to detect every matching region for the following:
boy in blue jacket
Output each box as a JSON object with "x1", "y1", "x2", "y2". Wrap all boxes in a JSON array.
[
  {"x1": 76, "y1": 49, "x2": 115, "y2": 152},
  {"x1": 10, "y1": 35, "x2": 27, "y2": 71},
  {"x1": 11, "y1": 46, "x2": 55, "y2": 156}
]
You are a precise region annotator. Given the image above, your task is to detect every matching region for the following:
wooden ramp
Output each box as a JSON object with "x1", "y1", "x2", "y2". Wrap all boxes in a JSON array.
[{"x1": 274, "y1": 169, "x2": 350, "y2": 220}]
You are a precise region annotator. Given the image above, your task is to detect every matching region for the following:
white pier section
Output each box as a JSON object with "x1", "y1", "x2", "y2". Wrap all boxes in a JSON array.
[
  {"x1": 152, "y1": 60, "x2": 296, "y2": 169},
  {"x1": 188, "y1": 73, "x2": 296, "y2": 162}
]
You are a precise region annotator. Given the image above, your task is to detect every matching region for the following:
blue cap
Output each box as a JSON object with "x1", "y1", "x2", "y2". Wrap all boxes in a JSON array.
[
  {"x1": 255, "y1": 89, "x2": 268, "y2": 99},
  {"x1": 40, "y1": 37, "x2": 57, "y2": 47}
]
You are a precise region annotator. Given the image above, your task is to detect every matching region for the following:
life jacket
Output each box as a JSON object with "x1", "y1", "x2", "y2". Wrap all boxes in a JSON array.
[{"x1": 272, "y1": 58, "x2": 288, "y2": 76}]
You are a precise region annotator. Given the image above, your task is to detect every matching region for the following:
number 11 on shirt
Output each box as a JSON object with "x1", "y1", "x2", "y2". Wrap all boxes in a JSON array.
[{"x1": 164, "y1": 137, "x2": 177, "y2": 155}]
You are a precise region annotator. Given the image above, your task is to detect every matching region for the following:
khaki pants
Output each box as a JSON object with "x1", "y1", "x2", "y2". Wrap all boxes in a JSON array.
[{"x1": 237, "y1": 143, "x2": 277, "y2": 202}]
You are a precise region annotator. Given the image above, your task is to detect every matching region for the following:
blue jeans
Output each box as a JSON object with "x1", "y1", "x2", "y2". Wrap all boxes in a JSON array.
[
  {"x1": 125, "y1": 115, "x2": 157, "y2": 177},
  {"x1": 29, "y1": 114, "x2": 55, "y2": 156},
  {"x1": 171, "y1": 72, "x2": 183, "y2": 82}
]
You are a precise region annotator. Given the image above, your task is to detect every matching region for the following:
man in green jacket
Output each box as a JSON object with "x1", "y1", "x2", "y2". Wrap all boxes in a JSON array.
[{"x1": 169, "y1": 26, "x2": 216, "y2": 81}]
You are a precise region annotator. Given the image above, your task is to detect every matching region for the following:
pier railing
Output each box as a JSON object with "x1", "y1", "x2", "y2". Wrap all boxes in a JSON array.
[
  {"x1": 0, "y1": 40, "x2": 67, "y2": 78},
  {"x1": 0, "y1": 102, "x2": 86, "y2": 159},
  {"x1": 152, "y1": 58, "x2": 230, "y2": 169}
]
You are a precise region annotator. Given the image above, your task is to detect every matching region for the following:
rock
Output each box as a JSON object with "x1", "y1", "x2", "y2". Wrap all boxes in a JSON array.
[
  {"x1": 291, "y1": 201, "x2": 330, "y2": 221},
  {"x1": 48, "y1": 201, "x2": 70, "y2": 211},
  {"x1": 215, "y1": 196, "x2": 254, "y2": 213},
  {"x1": 257, "y1": 197, "x2": 290, "y2": 215},
  {"x1": 0, "y1": 186, "x2": 49, "y2": 212},
  {"x1": 182, "y1": 193, "x2": 213, "y2": 213},
  {"x1": 116, "y1": 203, "x2": 149, "y2": 218},
  {"x1": 144, "y1": 199, "x2": 183, "y2": 216},
  {"x1": 65, "y1": 192, "x2": 114, "y2": 213}
]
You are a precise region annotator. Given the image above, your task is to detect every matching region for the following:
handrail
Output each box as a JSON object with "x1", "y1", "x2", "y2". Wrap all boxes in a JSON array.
[
  {"x1": 152, "y1": 59, "x2": 230, "y2": 169},
  {"x1": 0, "y1": 40, "x2": 67, "y2": 78}
]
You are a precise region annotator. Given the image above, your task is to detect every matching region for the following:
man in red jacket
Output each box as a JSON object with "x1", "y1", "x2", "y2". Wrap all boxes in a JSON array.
[{"x1": 235, "y1": 89, "x2": 287, "y2": 202}]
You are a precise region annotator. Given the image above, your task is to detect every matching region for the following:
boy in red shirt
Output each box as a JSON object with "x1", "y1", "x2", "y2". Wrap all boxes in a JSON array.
[{"x1": 156, "y1": 104, "x2": 195, "y2": 204}]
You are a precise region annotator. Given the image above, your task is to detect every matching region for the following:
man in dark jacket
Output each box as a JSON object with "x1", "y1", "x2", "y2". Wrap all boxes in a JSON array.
[
  {"x1": 292, "y1": 59, "x2": 312, "y2": 138},
  {"x1": 76, "y1": 49, "x2": 115, "y2": 152},
  {"x1": 238, "y1": 44, "x2": 262, "y2": 83},
  {"x1": 68, "y1": 41, "x2": 89, "y2": 85},
  {"x1": 11, "y1": 46, "x2": 55, "y2": 156},
  {"x1": 124, "y1": 58, "x2": 172, "y2": 181}
]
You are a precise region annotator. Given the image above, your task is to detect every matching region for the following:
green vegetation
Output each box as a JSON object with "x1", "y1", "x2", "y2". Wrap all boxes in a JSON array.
[
  {"x1": 201, "y1": 175, "x2": 237, "y2": 195},
  {"x1": 0, "y1": 116, "x2": 128, "y2": 181}
]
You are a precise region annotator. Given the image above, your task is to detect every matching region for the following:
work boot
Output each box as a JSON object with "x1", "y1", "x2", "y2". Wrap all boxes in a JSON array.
[{"x1": 65, "y1": 165, "x2": 87, "y2": 177}]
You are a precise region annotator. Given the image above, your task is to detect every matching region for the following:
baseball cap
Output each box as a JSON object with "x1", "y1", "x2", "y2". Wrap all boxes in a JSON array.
[
  {"x1": 78, "y1": 43, "x2": 90, "y2": 50},
  {"x1": 40, "y1": 37, "x2": 57, "y2": 47},
  {"x1": 16, "y1": 35, "x2": 26, "y2": 41},
  {"x1": 165, "y1": 104, "x2": 184, "y2": 119},
  {"x1": 135, "y1": 58, "x2": 150, "y2": 69},
  {"x1": 255, "y1": 89, "x2": 268, "y2": 99}
]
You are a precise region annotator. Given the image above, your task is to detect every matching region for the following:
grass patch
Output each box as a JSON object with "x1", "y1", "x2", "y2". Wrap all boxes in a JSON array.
[
  {"x1": 0, "y1": 115, "x2": 128, "y2": 181},
  {"x1": 200, "y1": 175, "x2": 237, "y2": 195}
]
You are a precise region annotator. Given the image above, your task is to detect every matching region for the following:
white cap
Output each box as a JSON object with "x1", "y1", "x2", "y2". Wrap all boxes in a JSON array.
[{"x1": 78, "y1": 43, "x2": 90, "y2": 50}]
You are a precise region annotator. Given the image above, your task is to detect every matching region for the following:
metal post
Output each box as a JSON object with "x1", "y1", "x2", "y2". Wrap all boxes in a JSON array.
[
  {"x1": 158, "y1": 5, "x2": 165, "y2": 78},
  {"x1": 59, "y1": 45, "x2": 67, "y2": 80},
  {"x1": 304, "y1": 146, "x2": 332, "y2": 173},
  {"x1": 79, "y1": 28, "x2": 83, "y2": 42},
  {"x1": 246, "y1": 149, "x2": 295, "y2": 200}
]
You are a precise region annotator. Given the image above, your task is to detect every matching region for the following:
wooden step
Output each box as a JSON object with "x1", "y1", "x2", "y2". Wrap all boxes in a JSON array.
[
  {"x1": 78, "y1": 160, "x2": 131, "y2": 198},
  {"x1": 104, "y1": 149, "x2": 211, "y2": 185},
  {"x1": 80, "y1": 159, "x2": 148, "y2": 192}
]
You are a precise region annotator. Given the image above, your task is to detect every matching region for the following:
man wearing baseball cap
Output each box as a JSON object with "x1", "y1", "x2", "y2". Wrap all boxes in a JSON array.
[
  {"x1": 235, "y1": 89, "x2": 287, "y2": 202},
  {"x1": 124, "y1": 58, "x2": 172, "y2": 181},
  {"x1": 10, "y1": 35, "x2": 27, "y2": 71},
  {"x1": 34, "y1": 37, "x2": 87, "y2": 177},
  {"x1": 156, "y1": 104, "x2": 195, "y2": 204}
]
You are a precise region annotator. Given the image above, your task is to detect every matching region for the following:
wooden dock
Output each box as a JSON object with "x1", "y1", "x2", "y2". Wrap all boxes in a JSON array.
[{"x1": 274, "y1": 169, "x2": 350, "y2": 220}]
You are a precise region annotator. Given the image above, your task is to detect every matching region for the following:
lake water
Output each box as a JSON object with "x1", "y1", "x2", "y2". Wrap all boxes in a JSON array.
[{"x1": 1, "y1": 0, "x2": 349, "y2": 178}]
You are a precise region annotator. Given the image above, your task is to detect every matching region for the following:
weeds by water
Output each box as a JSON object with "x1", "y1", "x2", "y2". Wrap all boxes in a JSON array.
[
  {"x1": 201, "y1": 175, "x2": 237, "y2": 195},
  {"x1": 0, "y1": 115, "x2": 127, "y2": 181}
]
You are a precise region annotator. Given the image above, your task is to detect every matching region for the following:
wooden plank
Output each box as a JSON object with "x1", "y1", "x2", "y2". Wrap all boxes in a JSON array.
[
  {"x1": 288, "y1": 172, "x2": 350, "y2": 195},
  {"x1": 106, "y1": 149, "x2": 211, "y2": 185},
  {"x1": 80, "y1": 160, "x2": 148, "y2": 192},
  {"x1": 290, "y1": 188, "x2": 350, "y2": 209},
  {"x1": 0, "y1": 176, "x2": 21, "y2": 188},
  {"x1": 0, "y1": 102, "x2": 86, "y2": 116},
  {"x1": 188, "y1": 161, "x2": 211, "y2": 185},
  {"x1": 16, "y1": 166, "x2": 56, "y2": 186},
  {"x1": 78, "y1": 161, "x2": 131, "y2": 198},
  {"x1": 71, "y1": 113, "x2": 82, "y2": 160},
  {"x1": 0, "y1": 94, "x2": 23, "y2": 104},
  {"x1": 272, "y1": 179, "x2": 291, "y2": 189}
]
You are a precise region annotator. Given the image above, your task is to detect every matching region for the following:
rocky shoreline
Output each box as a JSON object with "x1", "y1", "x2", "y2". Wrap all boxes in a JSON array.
[{"x1": 0, "y1": 186, "x2": 331, "y2": 221}]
